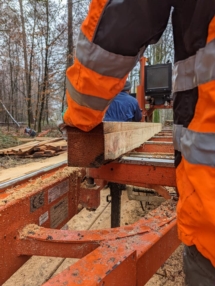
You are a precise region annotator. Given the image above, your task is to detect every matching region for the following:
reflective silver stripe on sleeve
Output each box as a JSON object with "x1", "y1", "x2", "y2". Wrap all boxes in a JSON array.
[
  {"x1": 173, "y1": 124, "x2": 215, "y2": 167},
  {"x1": 66, "y1": 78, "x2": 111, "y2": 111},
  {"x1": 76, "y1": 31, "x2": 143, "y2": 78},
  {"x1": 173, "y1": 38, "x2": 215, "y2": 92},
  {"x1": 173, "y1": 124, "x2": 183, "y2": 151}
]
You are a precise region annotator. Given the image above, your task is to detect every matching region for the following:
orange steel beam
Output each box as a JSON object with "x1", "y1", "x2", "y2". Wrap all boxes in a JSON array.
[
  {"x1": 38, "y1": 206, "x2": 179, "y2": 285},
  {"x1": 137, "y1": 57, "x2": 146, "y2": 113},
  {"x1": 16, "y1": 218, "x2": 151, "y2": 257},
  {"x1": 135, "y1": 142, "x2": 174, "y2": 153},
  {"x1": 0, "y1": 168, "x2": 88, "y2": 285},
  {"x1": 149, "y1": 136, "x2": 173, "y2": 142},
  {"x1": 89, "y1": 162, "x2": 176, "y2": 187}
]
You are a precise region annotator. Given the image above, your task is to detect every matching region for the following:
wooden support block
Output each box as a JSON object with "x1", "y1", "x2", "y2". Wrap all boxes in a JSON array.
[{"x1": 67, "y1": 122, "x2": 162, "y2": 167}]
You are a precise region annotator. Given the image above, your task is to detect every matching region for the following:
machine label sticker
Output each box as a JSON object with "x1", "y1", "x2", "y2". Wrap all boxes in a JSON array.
[
  {"x1": 39, "y1": 211, "x2": 49, "y2": 226},
  {"x1": 30, "y1": 191, "x2": 45, "y2": 212},
  {"x1": 48, "y1": 179, "x2": 69, "y2": 204},
  {"x1": 50, "y1": 197, "x2": 68, "y2": 228}
]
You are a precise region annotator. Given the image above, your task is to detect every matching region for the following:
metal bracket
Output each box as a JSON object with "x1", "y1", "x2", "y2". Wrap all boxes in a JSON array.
[{"x1": 126, "y1": 185, "x2": 165, "y2": 204}]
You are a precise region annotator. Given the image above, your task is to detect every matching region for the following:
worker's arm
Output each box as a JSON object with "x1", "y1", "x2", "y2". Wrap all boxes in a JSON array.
[{"x1": 64, "y1": 0, "x2": 173, "y2": 131}]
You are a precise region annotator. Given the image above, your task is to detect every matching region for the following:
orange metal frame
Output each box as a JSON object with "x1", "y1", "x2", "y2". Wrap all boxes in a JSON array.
[
  {"x1": 0, "y1": 55, "x2": 177, "y2": 285},
  {"x1": 0, "y1": 167, "x2": 105, "y2": 284},
  {"x1": 0, "y1": 128, "x2": 177, "y2": 284},
  {"x1": 19, "y1": 207, "x2": 179, "y2": 286}
]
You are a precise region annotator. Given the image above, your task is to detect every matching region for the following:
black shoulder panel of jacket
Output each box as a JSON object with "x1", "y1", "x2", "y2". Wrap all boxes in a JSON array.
[
  {"x1": 173, "y1": 0, "x2": 215, "y2": 61},
  {"x1": 173, "y1": 0, "x2": 215, "y2": 167},
  {"x1": 94, "y1": 0, "x2": 173, "y2": 56}
]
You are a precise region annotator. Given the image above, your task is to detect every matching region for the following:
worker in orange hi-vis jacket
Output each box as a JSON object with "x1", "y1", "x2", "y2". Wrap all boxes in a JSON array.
[{"x1": 63, "y1": 1, "x2": 215, "y2": 285}]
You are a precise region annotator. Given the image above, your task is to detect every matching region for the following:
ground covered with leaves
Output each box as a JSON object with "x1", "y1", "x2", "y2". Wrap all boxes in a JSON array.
[{"x1": 0, "y1": 129, "x2": 19, "y2": 149}]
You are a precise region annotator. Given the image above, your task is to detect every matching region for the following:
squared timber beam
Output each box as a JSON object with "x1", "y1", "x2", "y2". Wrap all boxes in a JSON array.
[{"x1": 67, "y1": 122, "x2": 162, "y2": 167}]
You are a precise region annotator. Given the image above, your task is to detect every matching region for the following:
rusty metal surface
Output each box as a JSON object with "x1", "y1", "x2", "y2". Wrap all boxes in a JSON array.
[
  {"x1": 1, "y1": 125, "x2": 177, "y2": 285},
  {"x1": 0, "y1": 168, "x2": 85, "y2": 285},
  {"x1": 43, "y1": 244, "x2": 137, "y2": 286},
  {"x1": 89, "y1": 162, "x2": 176, "y2": 187},
  {"x1": 136, "y1": 142, "x2": 174, "y2": 153},
  {"x1": 41, "y1": 205, "x2": 179, "y2": 286},
  {"x1": 79, "y1": 182, "x2": 101, "y2": 210},
  {"x1": 149, "y1": 136, "x2": 173, "y2": 142}
]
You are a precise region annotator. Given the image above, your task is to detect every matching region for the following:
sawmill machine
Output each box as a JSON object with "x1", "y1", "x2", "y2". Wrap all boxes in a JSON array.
[{"x1": 136, "y1": 58, "x2": 173, "y2": 122}]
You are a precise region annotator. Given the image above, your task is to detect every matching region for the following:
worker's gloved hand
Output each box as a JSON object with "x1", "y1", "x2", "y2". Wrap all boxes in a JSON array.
[{"x1": 58, "y1": 122, "x2": 68, "y2": 141}]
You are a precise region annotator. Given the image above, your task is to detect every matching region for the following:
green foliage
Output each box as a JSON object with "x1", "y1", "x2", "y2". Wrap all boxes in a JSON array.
[
  {"x1": 153, "y1": 110, "x2": 160, "y2": 123},
  {"x1": 0, "y1": 129, "x2": 19, "y2": 149}
]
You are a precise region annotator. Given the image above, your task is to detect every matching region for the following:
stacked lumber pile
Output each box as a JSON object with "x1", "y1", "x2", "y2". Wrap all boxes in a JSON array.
[{"x1": 0, "y1": 138, "x2": 67, "y2": 158}]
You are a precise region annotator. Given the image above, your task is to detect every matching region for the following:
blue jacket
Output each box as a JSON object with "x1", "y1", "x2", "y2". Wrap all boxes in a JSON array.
[{"x1": 104, "y1": 92, "x2": 142, "y2": 122}]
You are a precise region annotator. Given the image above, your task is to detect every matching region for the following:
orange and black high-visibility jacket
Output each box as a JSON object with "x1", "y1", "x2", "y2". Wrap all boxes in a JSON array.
[{"x1": 64, "y1": 0, "x2": 215, "y2": 267}]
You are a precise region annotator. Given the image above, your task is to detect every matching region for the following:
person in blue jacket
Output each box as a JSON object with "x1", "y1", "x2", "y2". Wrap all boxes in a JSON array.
[{"x1": 104, "y1": 81, "x2": 142, "y2": 122}]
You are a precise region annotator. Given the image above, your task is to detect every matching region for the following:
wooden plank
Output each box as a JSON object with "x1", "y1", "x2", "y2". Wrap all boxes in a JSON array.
[
  {"x1": 104, "y1": 122, "x2": 162, "y2": 160},
  {"x1": 0, "y1": 141, "x2": 40, "y2": 154},
  {"x1": 0, "y1": 153, "x2": 67, "y2": 184},
  {"x1": 45, "y1": 140, "x2": 67, "y2": 149},
  {"x1": 67, "y1": 122, "x2": 162, "y2": 167},
  {"x1": 18, "y1": 137, "x2": 58, "y2": 142}
]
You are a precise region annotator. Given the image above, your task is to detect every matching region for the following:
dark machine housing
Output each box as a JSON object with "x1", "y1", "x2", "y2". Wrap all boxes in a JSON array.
[{"x1": 145, "y1": 63, "x2": 172, "y2": 105}]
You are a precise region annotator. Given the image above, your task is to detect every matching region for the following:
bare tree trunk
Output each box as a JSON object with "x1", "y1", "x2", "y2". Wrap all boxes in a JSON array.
[
  {"x1": 34, "y1": 75, "x2": 40, "y2": 131},
  {"x1": 19, "y1": 0, "x2": 33, "y2": 127},
  {"x1": 62, "y1": 75, "x2": 66, "y2": 113},
  {"x1": 67, "y1": 0, "x2": 73, "y2": 67},
  {"x1": 0, "y1": 100, "x2": 20, "y2": 128},
  {"x1": 60, "y1": 0, "x2": 73, "y2": 117},
  {"x1": 38, "y1": 0, "x2": 49, "y2": 133},
  {"x1": 45, "y1": 85, "x2": 49, "y2": 125},
  {"x1": 27, "y1": 2, "x2": 37, "y2": 127}
]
